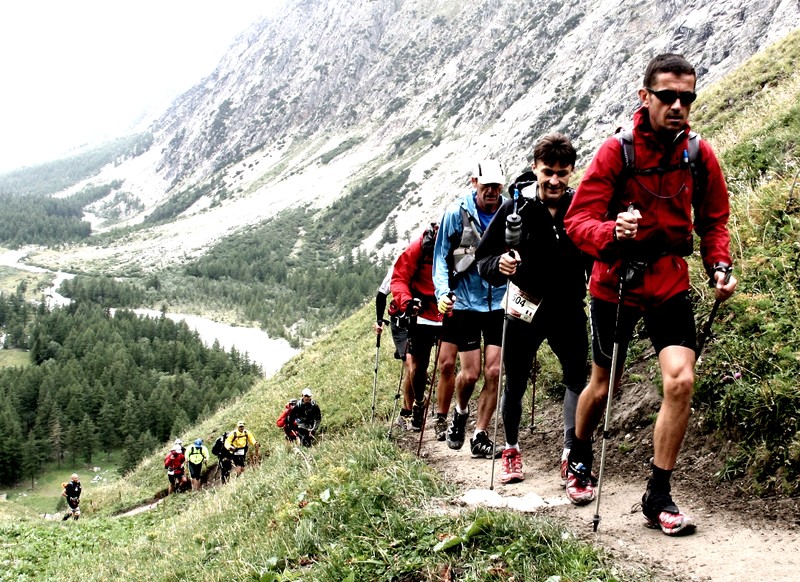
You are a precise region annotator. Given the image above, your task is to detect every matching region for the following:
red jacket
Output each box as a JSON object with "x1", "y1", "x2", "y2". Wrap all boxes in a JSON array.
[
  {"x1": 389, "y1": 231, "x2": 441, "y2": 323},
  {"x1": 164, "y1": 451, "x2": 185, "y2": 473},
  {"x1": 565, "y1": 107, "x2": 731, "y2": 306}
]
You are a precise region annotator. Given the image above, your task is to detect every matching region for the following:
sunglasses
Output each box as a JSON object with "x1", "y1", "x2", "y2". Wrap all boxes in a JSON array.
[{"x1": 646, "y1": 87, "x2": 697, "y2": 106}]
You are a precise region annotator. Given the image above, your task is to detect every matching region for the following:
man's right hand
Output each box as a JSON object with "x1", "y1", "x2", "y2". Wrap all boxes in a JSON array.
[
  {"x1": 437, "y1": 294, "x2": 455, "y2": 314},
  {"x1": 498, "y1": 251, "x2": 520, "y2": 276},
  {"x1": 373, "y1": 320, "x2": 385, "y2": 335}
]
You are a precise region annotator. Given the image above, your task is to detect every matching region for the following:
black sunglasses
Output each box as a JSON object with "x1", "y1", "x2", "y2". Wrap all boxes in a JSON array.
[{"x1": 646, "y1": 87, "x2": 697, "y2": 106}]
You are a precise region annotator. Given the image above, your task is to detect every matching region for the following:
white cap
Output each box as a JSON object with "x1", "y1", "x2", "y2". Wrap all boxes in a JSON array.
[
  {"x1": 302, "y1": 388, "x2": 313, "y2": 397},
  {"x1": 174, "y1": 438, "x2": 182, "y2": 446},
  {"x1": 473, "y1": 159, "x2": 505, "y2": 185}
]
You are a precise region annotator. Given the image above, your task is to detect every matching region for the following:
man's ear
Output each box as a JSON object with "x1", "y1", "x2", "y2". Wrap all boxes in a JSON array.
[{"x1": 637, "y1": 87, "x2": 649, "y2": 106}]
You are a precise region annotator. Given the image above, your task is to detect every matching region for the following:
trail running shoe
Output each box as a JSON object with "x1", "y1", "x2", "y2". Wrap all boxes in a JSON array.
[
  {"x1": 396, "y1": 414, "x2": 414, "y2": 432},
  {"x1": 434, "y1": 415, "x2": 448, "y2": 441},
  {"x1": 470, "y1": 431, "x2": 502, "y2": 459},
  {"x1": 411, "y1": 400, "x2": 424, "y2": 432},
  {"x1": 446, "y1": 408, "x2": 469, "y2": 450},
  {"x1": 565, "y1": 461, "x2": 596, "y2": 506},
  {"x1": 642, "y1": 489, "x2": 696, "y2": 536},
  {"x1": 499, "y1": 448, "x2": 524, "y2": 484}
]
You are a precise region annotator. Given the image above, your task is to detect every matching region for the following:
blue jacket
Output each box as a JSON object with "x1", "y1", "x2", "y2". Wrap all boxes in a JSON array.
[{"x1": 433, "y1": 191, "x2": 505, "y2": 312}]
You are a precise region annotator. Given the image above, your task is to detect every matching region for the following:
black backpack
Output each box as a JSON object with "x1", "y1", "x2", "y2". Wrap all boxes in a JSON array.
[{"x1": 211, "y1": 432, "x2": 228, "y2": 457}]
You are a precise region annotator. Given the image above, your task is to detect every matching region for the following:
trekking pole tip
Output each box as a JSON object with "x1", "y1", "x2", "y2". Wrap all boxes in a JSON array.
[{"x1": 592, "y1": 515, "x2": 600, "y2": 532}]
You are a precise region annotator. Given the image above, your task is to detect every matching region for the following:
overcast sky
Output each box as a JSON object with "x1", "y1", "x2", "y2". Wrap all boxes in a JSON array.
[{"x1": 0, "y1": 1, "x2": 286, "y2": 173}]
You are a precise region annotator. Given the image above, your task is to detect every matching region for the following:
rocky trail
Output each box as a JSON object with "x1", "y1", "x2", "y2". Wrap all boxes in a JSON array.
[{"x1": 401, "y1": 379, "x2": 800, "y2": 582}]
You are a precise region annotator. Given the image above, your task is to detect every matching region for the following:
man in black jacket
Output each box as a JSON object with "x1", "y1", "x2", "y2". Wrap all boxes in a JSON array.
[
  {"x1": 61, "y1": 473, "x2": 82, "y2": 521},
  {"x1": 288, "y1": 388, "x2": 322, "y2": 447},
  {"x1": 476, "y1": 132, "x2": 591, "y2": 485}
]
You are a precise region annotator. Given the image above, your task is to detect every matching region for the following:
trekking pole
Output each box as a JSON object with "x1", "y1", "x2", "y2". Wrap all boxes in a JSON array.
[
  {"x1": 528, "y1": 354, "x2": 538, "y2": 432},
  {"x1": 417, "y1": 335, "x2": 442, "y2": 457},
  {"x1": 371, "y1": 321, "x2": 386, "y2": 424},
  {"x1": 695, "y1": 267, "x2": 733, "y2": 363},
  {"x1": 591, "y1": 261, "x2": 628, "y2": 532},
  {"x1": 490, "y1": 194, "x2": 522, "y2": 490}
]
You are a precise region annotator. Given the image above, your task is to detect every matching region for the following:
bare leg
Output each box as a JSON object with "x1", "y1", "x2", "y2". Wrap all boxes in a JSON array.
[
  {"x1": 653, "y1": 346, "x2": 695, "y2": 469},
  {"x1": 474, "y1": 344, "x2": 500, "y2": 432},
  {"x1": 436, "y1": 342, "x2": 458, "y2": 415}
]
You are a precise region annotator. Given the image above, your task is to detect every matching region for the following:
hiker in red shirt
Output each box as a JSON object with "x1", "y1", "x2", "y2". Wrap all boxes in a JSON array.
[
  {"x1": 164, "y1": 444, "x2": 186, "y2": 494},
  {"x1": 563, "y1": 53, "x2": 738, "y2": 535}
]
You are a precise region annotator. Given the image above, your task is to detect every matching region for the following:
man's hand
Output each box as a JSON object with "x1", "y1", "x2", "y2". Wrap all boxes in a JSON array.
[
  {"x1": 615, "y1": 208, "x2": 642, "y2": 240},
  {"x1": 713, "y1": 268, "x2": 737, "y2": 301},
  {"x1": 373, "y1": 320, "x2": 386, "y2": 335},
  {"x1": 437, "y1": 294, "x2": 455, "y2": 314},
  {"x1": 405, "y1": 298, "x2": 421, "y2": 318},
  {"x1": 498, "y1": 251, "x2": 520, "y2": 276}
]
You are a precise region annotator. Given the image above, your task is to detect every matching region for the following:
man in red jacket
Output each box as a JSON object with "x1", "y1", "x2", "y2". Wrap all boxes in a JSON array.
[
  {"x1": 389, "y1": 223, "x2": 442, "y2": 431},
  {"x1": 564, "y1": 53, "x2": 737, "y2": 535}
]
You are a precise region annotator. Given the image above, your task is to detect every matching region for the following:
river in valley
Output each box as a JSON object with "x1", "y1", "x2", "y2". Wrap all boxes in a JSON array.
[{"x1": 0, "y1": 249, "x2": 298, "y2": 377}]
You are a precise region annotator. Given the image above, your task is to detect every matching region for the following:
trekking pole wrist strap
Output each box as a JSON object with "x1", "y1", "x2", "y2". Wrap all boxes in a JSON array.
[{"x1": 708, "y1": 262, "x2": 732, "y2": 287}]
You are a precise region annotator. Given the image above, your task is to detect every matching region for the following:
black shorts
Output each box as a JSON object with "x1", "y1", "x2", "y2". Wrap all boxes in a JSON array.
[
  {"x1": 231, "y1": 450, "x2": 247, "y2": 467},
  {"x1": 389, "y1": 316, "x2": 409, "y2": 360},
  {"x1": 407, "y1": 322, "x2": 441, "y2": 358},
  {"x1": 590, "y1": 291, "x2": 696, "y2": 369},
  {"x1": 440, "y1": 309, "x2": 503, "y2": 351},
  {"x1": 168, "y1": 472, "x2": 185, "y2": 486},
  {"x1": 188, "y1": 462, "x2": 203, "y2": 479}
]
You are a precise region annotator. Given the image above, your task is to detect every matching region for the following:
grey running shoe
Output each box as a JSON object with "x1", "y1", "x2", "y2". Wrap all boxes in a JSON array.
[
  {"x1": 396, "y1": 414, "x2": 414, "y2": 432},
  {"x1": 470, "y1": 431, "x2": 502, "y2": 459},
  {"x1": 446, "y1": 408, "x2": 469, "y2": 450},
  {"x1": 434, "y1": 415, "x2": 448, "y2": 441}
]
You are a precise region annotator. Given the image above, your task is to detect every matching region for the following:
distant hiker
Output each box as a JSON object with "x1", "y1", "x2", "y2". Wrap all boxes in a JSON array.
[
  {"x1": 211, "y1": 431, "x2": 233, "y2": 484},
  {"x1": 61, "y1": 473, "x2": 81, "y2": 521},
  {"x1": 476, "y1": 132, "x2": 591, "y2": 485},
  {"x1": 164, "y1": 444, "x2": 187, "y2": 494},
  {"x1": 186, "y1": 438, "x2": 210, "y2": 491},
  {"x1": 225, "y1": 421, "x2": 257, "y2": 476},
  {"x1": 563, "y1": 53, "x2": 737, "y2": 535},
  {"x1": 289, "y1": 388, "x2": 322, "y2": 447},
  {"x1": 389, "y1": 223, "x2": 442, "y2": 431},
  {"x1": 432, "y1": 159, "x2": 506, "y2": 458}
]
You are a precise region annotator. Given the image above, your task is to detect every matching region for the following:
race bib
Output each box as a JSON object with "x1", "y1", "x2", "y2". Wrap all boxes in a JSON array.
[
  {"x1": 234, "y1": 449, "x2": 246, "y2": 455},
  {"x1": 504, "y1": 282, "x2": 541, "y2": 323}
]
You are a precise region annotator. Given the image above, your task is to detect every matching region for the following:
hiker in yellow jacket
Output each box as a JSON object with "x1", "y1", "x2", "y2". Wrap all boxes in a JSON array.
[
  {"x1": 186, "y1": 438, "x2": 210, "y2": 491},
  {"x1": 225, "y1": 420, "x2": 257, "y2": 476}
]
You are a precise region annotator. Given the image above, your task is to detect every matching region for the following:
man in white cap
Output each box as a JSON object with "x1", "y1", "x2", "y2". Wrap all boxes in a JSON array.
[{"x1": 431, "y1": 159, "x2": 507, "y2": 459}]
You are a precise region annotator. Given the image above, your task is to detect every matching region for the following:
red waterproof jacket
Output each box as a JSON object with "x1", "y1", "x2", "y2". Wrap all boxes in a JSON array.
[
  {"x1": 164, "y1": 451, "x2": 185, "y2": 473},
  {"x1": 389, "y1": 231, "x2": 441, "y2": 323},
  {"x1": 565, "y1": 107, "x2": 731, "y2": 307}
]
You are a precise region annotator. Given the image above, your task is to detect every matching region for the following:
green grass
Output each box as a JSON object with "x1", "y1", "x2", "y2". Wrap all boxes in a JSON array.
[
  {"x1": 0, "y1": 306, "x2": 650, "y2": 582},
  {"x1": 2, "y1": 453, "x2": 123, "y2": 515},
  {"x1": 0, "y1": 348, "x2": 29, "y2": 369}
]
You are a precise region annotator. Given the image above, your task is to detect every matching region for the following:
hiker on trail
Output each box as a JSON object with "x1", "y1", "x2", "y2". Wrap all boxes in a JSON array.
[
  {"x1": 186, "y1": 438, "x2": 210, "y2": 491},
  {"x1": 211, "y1": 431, "x2": 233, "y2": 484},
  {"x1": 432, "y1": 159, "x2": 506, "y2": 459},
  {"x1": 164, "y1": 444, "x2": 187, "y2": 494},
  {"x1": 373, "y1": 265, "x2": 414, "y2": 414},
  {"x1": 173, "y1": 438, "x2": 185, "y2": 454},
  {"x1": 61, "y1": 473, "x2": 81, "y2": 521},
  {"x1": 284, "y1": 388, "x2": 322, "y2": 447},
  {"x1": 389, "y1": 223, "x2": 442, "y2": 431},
  {"x1": 563, "y1": 53, "x2": 737, "y2": 535},
  {"x1": 225, "y1": 421, "x2": 257, "y2": 476},
  {"x1": 476, "y1": 133, "x2": 592, "y2": 484}
]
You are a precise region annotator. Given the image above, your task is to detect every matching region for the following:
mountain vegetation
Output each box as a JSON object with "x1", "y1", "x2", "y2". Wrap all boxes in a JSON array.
[{"x1": 0, "y1": 292, "x2": 262, "y2": 486}]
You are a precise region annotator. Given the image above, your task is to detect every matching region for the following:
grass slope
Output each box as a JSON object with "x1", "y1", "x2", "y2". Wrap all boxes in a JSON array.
[{"x1": 0, "y1": 307, "x2": 651, "y2": 582}]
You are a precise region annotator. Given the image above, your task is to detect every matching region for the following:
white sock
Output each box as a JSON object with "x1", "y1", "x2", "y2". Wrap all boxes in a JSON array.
[
  {"x1": 561, "y1": 448, "x2": 570, "y2": 461},
  {"x1": 505, "y1": 443, "x2": 520, "y2": 451},
  {"x1": 473, "y1": 429, "x2": 484, "y2": 439},
  {"x1": 456, "y1": 404, "x2": 469, "y2": 415}
]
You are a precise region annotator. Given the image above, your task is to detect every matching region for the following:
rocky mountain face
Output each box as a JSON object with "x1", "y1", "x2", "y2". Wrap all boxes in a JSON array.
[{"x1": 53, "y1": 0, "x2": 800, "y2": 272}]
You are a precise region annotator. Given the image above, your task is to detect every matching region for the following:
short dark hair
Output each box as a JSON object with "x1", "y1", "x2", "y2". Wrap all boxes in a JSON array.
[
  {"x1": 533, "y1": 132, "x2": 576, "y2": 168},
  {"x1": 643, "y1": 53, "x2": 696, "y2": 87}
]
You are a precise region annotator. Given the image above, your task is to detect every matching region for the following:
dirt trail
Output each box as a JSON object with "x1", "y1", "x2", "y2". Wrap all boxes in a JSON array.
[{"x1": 407, "y1": 390, "x2": 800, "y2": 582}]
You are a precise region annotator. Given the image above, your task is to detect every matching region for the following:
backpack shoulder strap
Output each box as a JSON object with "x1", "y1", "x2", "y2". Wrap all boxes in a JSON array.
[{"x1": 616, "y1": 129, "x2": 635, "y2": 170}]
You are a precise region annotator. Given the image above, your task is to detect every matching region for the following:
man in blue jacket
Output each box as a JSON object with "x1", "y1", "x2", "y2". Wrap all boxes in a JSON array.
[{"x1": 432, "y1": 159, "x2": 506, "y2": 459}]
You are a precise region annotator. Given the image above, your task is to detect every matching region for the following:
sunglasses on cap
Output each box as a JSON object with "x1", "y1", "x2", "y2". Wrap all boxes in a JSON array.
[{"x1": 646, "y1": 87, "x2": 697, "y2": 106}]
